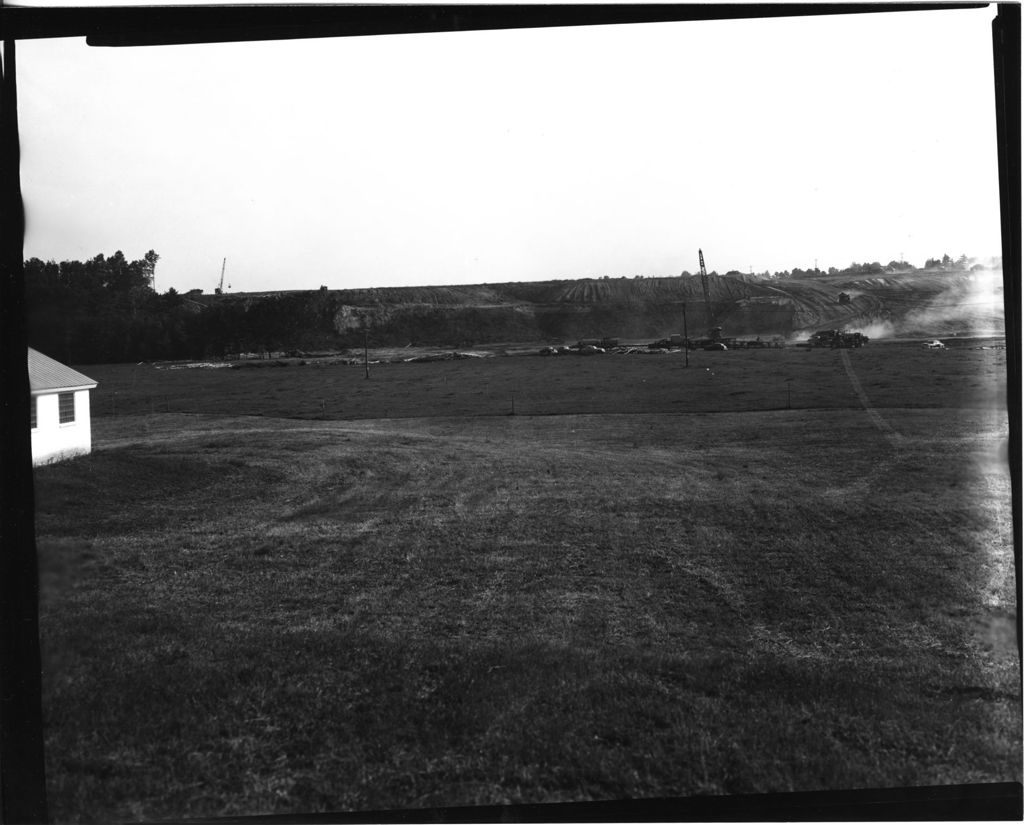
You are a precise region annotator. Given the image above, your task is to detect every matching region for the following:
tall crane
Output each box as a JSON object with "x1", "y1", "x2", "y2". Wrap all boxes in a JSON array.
[
  {"x1": 215, "y1": 258, "x2": 227, "y2": 294},
  {"x1": 698, "y1": 249, "x2": 715, "y2": 335}
]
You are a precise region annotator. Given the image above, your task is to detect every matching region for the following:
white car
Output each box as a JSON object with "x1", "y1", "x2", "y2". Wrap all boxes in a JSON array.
[{"x1": 922, "y1": 340, "x2": 946, "y2": 349}]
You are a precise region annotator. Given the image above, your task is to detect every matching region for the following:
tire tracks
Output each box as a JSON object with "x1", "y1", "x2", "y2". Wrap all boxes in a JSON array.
[
  {"x1": 826, "y1": 350, "x2": 905, "y2": 500},
  {"x1": 838, "y1": 349, "x2": 904, "y2": 451}
]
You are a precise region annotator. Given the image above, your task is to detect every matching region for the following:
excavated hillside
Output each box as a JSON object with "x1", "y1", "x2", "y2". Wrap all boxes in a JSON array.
[{"x1": 193, "y1": 268, "x2": 1004, "y2": 351}]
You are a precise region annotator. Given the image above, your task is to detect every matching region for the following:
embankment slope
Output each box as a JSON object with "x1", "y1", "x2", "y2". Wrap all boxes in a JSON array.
[{"x1": 194, "y1": 268, "x2": 1004, "y2": 350}]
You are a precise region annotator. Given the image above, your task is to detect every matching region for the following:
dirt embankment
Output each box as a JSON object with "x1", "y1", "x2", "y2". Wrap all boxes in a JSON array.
[{"x1": 198, "y1": 269, "x2": 1004, "y2": 349}]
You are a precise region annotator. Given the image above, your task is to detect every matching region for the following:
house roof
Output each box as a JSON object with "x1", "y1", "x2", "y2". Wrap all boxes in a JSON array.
[{"x1": 28, "y1": 348, "x2": 98, "y2": 393}]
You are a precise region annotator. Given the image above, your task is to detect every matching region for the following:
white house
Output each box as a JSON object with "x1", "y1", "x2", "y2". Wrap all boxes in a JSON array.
[{"x1": 28, "y1": 348, "x2": 98, "y2": 466}]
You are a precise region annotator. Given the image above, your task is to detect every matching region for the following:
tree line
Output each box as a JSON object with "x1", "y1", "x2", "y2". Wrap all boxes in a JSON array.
[
  {"x1": 24, "y1": 249, "x2": 993, "y2": 365},
  {"x1": 675, "y1": 254, "x2": 983, "y2": 281},
  {"x1": 24, "y1": 250, "x2": 379, "y2": 363},
  {"x1": 24, "y1": 250, "x2": 200, "y2": 364}
]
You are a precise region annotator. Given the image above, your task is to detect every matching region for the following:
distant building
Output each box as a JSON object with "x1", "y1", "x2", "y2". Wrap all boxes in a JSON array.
[{"x1": 28, "y1": 348, "x2": 98, "y2": 466}]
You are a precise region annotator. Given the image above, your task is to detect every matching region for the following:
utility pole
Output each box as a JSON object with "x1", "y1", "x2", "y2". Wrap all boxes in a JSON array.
[
  {"x1": 363, "y1": 328, "x2": 370, "y2": 380},
  {"x1": 682, "y1": 301, "x2": 689, "y2": 368}
]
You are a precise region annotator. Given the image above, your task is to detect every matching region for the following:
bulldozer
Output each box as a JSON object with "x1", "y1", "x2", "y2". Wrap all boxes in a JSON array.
[{"x1": 808, "y1": 329, "x2": 868, "y2": 348}]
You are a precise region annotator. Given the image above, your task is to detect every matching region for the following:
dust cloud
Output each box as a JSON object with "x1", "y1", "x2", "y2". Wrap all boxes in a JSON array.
[
  {"x1": 847, "y1": 269, "x2": 1004, "y2": 340},
  {"x1": 902, "y1": 269, "x2": 1004, "y2": 335},
  {"x1": 846, "y1": 320, "x2": 897, "y2": 340}
]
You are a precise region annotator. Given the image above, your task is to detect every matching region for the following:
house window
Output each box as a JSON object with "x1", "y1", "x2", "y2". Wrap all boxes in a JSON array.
[
  {"x1": 58, "y1": 392, "x2": 75, "y2": 424},
  {"x1": 30, "y1": 397, "x2": 36, "y2": 429}
]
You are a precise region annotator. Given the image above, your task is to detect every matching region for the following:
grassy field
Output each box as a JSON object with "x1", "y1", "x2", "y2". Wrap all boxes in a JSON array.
[
  {"x1": 34, "y1": 341, "x2": 1018, "y2": 821},
  {"x1": 87, "y1": 339, "x2": 1006, "y2": 421}
]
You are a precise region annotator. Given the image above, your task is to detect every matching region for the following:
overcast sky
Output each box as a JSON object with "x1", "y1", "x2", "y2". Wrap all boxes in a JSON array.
[{"x1": 16, "y1": 6, "x2": 1003, "y2": 294}]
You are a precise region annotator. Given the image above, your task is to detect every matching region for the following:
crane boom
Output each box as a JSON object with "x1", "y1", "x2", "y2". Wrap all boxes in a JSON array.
[
  {"x1": 698, "y1": 248, "x2": 714, "y2": 333},
  {"x1": 216, "y1": 258, "x2": 226, "y2": 294}
]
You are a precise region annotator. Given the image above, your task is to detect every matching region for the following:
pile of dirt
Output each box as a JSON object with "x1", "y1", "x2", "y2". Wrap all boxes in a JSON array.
[{"x1": 201, "y1": 269, "x2": 1004, "y2": 350}]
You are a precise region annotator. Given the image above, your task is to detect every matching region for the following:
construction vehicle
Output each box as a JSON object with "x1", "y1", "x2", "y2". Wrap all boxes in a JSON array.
[
  {"x1": 650, "y1": 251, "x2": 738, "y2": 351},
  {"x1": 833, "y1": 331, "x2": 868, "y2": 348},
  {"x1": 699, "y1": 248, "x2": 716, "y2": 337},
  {"x1": 677, "y1": 249, "x2": 729, "y2": 350},
  {"x1": 649, "y1": 333, "x2": 686, "y2": 349},
  {"x1": 576, "y1": 337, "x2": 619, "y2": 349},
  {"x1": 215, "y1": 258, "x2": 228, "y2": 294},
  {"x1": 808, "y1": 329, "x2": 868, "y2": 348}
]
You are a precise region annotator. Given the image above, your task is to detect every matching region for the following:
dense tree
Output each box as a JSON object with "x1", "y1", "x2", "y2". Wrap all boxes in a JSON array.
[
  {"x1": 23, "y1": 250, "x2": 199, "y2": 363},
  {"x1": 142, "y1": 250, "x2": 160, "y2": 286}
]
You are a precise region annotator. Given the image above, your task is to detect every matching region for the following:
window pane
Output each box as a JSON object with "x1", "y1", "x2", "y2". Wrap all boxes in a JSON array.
[{"x1": 59, "y1": 392, "x2": 75, "y2": 424}]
